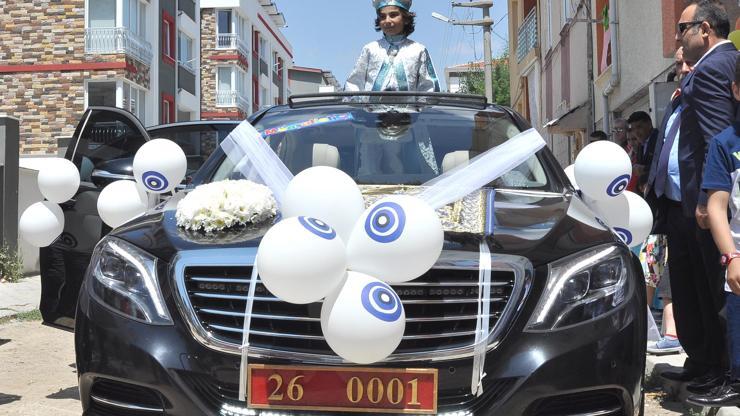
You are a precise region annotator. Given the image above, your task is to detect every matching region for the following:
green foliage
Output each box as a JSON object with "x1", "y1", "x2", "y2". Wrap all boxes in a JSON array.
[
  {"x1": 458, "y1": 51, "x2": 511, "y2": 106},
  {"x1": 0, "y1": 244, "x2": 23, "y2": 283}
]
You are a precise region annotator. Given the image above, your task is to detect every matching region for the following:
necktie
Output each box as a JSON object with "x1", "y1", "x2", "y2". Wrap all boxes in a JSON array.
[{"x1": 653, "y1": 105, "x2": 681, "y2": 198}]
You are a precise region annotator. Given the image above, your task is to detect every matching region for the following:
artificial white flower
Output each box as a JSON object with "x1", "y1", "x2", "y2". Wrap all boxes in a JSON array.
[{"x1": 176, "y1": 180, "x2": 277, "y2": 232}]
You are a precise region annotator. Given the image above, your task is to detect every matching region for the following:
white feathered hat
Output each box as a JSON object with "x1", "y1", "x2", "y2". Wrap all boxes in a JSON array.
[{"x1": 373, "y1": 0, "x2": 412, "y2": 11}]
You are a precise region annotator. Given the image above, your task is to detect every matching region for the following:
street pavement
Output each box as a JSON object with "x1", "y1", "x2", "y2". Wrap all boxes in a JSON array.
[
  {"x1": 0, "y1": 275, "x2": 40, "y2": 318},
  {"x1": 1, "y1": 277, "x2": 739, "y2": 415}
]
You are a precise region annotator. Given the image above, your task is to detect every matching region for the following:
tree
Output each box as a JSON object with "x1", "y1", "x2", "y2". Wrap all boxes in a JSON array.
[{"x1": 458, "y1": 51, "x2": 511, "y2": 106}]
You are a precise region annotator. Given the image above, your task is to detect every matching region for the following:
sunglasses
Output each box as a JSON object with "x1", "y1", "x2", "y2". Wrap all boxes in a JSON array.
[{"x1": 676, "y1": 21, "x2": 703, "y2": 36}]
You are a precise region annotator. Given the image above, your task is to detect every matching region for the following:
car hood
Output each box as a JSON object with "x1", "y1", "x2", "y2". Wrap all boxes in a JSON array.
[{"x1": 112, "y1": 189, "x2": 617, "y2": 268}]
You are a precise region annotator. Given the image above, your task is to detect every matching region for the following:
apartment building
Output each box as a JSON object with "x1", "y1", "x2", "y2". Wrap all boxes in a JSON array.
[
  {"x1": 0, "y1": 0, "x2": 201, "y2": 154},
  {"x1": 507, "y1": 0, "x2": 739, "y2": 166},
  {"x1": 200, "y1": 0, "x2": 292, "y2": 120},
  {"x1": 288, "y1": 66, "x2": 340, "y2": 95}
]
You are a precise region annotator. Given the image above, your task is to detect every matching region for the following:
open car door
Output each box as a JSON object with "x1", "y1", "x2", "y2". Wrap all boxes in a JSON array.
[{"x1": 39, "y1": 107, "x2": 151, "y2": 329}]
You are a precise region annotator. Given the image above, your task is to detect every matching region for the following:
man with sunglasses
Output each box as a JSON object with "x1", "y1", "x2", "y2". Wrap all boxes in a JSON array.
[{"x1": 659, "y1": 0, "x2": 738, "y2": 395}]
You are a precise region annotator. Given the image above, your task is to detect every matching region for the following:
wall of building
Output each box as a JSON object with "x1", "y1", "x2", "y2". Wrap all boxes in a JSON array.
[
  {"x1": 199, "y1": 8, "x2": 248, "y2": 119},
  {"x1": 288, "y1": 70, "x2": 324, "y2": 95},
  {"x1": 0, "y1": 0, "x2": 134, "y2": 154}
]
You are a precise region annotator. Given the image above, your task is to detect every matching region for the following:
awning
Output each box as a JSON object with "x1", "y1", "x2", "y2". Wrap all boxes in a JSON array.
[{"x1": 543, "y1": 103, "x2": 588, "y2": 134}]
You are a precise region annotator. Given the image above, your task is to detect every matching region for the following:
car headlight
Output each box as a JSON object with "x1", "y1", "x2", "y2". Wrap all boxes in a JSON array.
[
  {"x1": 88, "y1": 237, "x2": 172, "y2": 325},
  {"x1": 525, "y1": 244, "x2": 631, "y2": 331}
]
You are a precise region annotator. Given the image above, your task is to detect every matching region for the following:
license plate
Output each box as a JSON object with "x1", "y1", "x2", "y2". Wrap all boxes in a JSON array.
[{"x1": 247, "y1": 364, "x2": 438, "y2": 414}]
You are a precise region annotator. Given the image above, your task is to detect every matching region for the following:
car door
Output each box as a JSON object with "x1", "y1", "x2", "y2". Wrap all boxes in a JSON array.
[{"x1": 39, "y1": 107, "x2": 151, "y2": 329}]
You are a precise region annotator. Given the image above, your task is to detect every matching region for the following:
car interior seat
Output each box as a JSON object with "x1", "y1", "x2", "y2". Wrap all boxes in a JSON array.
[{"x1": 312, "y1": 144, "x2": 340, "y2": 168}]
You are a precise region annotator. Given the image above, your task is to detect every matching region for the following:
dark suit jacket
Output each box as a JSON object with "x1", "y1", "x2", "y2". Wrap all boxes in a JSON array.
[
  {"x1": 645, "y1": 96, "x2": 682, "y2": 234},
  {"x1": 677, "y1": 42, "x2": 739, "y2": 217},
  {"x1": 637, "y1": 128, "x2": 659, "y2": 189}
]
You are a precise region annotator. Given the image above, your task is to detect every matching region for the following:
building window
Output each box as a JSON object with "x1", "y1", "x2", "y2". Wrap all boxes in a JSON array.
[
  {"x1": 276, "y1": 57, "x2": 284, "y2": 79},
  {"x1": 161, "y1": 94, "x2": 174, "y2": 124},
  {"x1": 178, "y1": 32, "x2": 194, "y2": 72},
  {"x1": 259, "y1": 37, "x2": 268, "y2": 61},
  {"x1": 124, "y1": 0, "x2": 146, "y2": 37},
  {"x1": 260, "y1": 86, "x2": 267, "y2": 108},
  {"x1": 87, "y1": 81, "x2": 117, "y2": 107},
  {"x1": 216, "y1": 66, "x2": 248, "y2": 108},
  {"x1": 252, "y1": 77, "x2": 259, "y2": 111},
  {"x1": 217, "y1": 10, "x2": 233, "y2": 34},
  {"x1": 253, "y1": 30, "x2": 260, "y2": 57},
  {"x1": 122, "y1": 81, "x2": 147, "y2": 123},
  {"x1": 162, "y1": 11, "x2": 175, "y2": 64},
  {"x1": 88, "y1": 0, "x2": 116, "y2": 28}
]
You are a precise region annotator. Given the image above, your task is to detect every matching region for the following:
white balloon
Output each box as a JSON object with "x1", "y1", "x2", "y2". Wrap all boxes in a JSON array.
[
  {"x1": 321, "y1": 271, "x2": 405, "y2": 364},
  {"x1": 346, "y1": 195, "x2": 443, "y2": 283},
  {"x1": 256, "y1": 216, "x2": 347, "y2": 304},
  {"x1": 37, "y1": 158, "x2": 80, "y2": 203},
  {"x1": 282, "y1": 166, "x2": 365, "y2": 241},
  {"x1": 623, "y1": 191, "x2": 653, "y2": 248},
  {"x1": 564, "y1": 164, "x2": 578, "y2": 189},
  {"x1": 97, "y1": 180, "x2": 148, "y2": 228},
  {"x1": 574, "y1": 141, "x2": 631, "y2": 201},
  {"x1": 19, "y1": 201, "x2": 64, "y2": 247},
  {"x1": 588, "y1": 191, "x2": 653, "y2": 248},
  {"x1": 133, "y1": 139, "x2": 187, "y2": 194}
]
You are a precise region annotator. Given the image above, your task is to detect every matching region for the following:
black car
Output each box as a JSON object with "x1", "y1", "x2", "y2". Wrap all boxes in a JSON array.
[
  {"x1": 70, "y1": 94, "x2": 646, "y2": 415},
  {"x1": 39, "y1": 107, "x2": 240, "y2": 328}
]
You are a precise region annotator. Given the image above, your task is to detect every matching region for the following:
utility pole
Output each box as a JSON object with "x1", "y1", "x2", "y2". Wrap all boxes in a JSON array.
[{"x1": 432, "y1": 0, "x2": 494, "y2": 103}]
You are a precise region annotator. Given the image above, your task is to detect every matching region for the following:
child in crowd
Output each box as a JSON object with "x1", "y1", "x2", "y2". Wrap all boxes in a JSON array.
[{"x1": 689, "y1": 55, "x2": 740, "y2": 407}]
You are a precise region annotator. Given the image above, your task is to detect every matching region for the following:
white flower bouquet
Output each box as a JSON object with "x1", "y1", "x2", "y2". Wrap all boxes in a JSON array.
[{"x1": 176, "y1": 180, "x2": 277, "y2": 232}]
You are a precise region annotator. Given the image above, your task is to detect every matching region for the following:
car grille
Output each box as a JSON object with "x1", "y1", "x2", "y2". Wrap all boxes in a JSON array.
[{"x1": 177, "y1": 254, "x2": 525, "y2": 361}]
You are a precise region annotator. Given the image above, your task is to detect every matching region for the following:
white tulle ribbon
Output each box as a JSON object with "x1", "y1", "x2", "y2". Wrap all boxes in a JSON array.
[
  {"x1": 220, "y1": 120, "x2": 294, "y2": 207},
  {"x1": 471, "y1": 189, "x2": 495, "y2": 396},
  {"x1": 418, "y1": 128, "x2": 546, "y2": 209},
  {"x1": 238, "y1": 264, "x2": 260, "y2": 402}
]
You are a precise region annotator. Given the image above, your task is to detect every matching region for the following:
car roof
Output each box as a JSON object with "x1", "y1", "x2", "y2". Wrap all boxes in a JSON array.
[{"x1": 147, "y1": 120, "x2": 241, "y2": 131}]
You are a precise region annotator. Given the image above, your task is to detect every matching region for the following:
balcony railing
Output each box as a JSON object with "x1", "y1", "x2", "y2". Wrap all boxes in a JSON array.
[
  {"x1": 516, "y1": 8, "x2": 537, "y2": 63},
  {"x1": 216, "y1": 33, "x2": 249, "y2": 57},
  {"x1": 216, "y1": 90, "x2": 249, "y2": 112},
  {"x1": 85, "y1": 27, "x2": 153, "y2": 65}
]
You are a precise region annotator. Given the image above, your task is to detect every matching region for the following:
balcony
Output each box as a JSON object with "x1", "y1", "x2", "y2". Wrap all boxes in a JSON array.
[
  {"x1": 516, "y1": 8, "x2": 537, "y2": 63},
  {"x1": 216, "y1": 33, "x2": 249, "y2": 58},
  {"x1": 216, "y1": 90, "x2": 249, "y2": 112},
  {"x1": 85, "y1": 27, "x2": 153, "y2": 65}
]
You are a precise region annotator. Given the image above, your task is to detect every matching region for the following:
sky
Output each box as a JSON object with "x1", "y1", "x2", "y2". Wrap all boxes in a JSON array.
[{"x1": 276, "y1": 0, "x2": 510, "y2": 91}]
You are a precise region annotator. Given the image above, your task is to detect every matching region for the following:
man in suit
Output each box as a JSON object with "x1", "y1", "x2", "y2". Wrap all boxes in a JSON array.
[
  {"x1": 652, "y1": 0, "x2": 738, "y2": 390},
  {"x1": 627, "y1": 111, "x2": 658, "y2": 193}
]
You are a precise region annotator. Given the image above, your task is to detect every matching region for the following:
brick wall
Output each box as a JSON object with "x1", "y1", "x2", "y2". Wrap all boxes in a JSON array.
[
  {"x1": 200, "y1": 9, "x2": 247, "y2": 120},
  {"x1": 0, "y1": 0, "x2": 149, "y2": 154}
]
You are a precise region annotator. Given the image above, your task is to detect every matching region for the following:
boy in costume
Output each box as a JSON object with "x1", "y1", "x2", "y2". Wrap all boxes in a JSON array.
[{"x1": 345, "y1": 0, "x2": 440, "y2": 92}]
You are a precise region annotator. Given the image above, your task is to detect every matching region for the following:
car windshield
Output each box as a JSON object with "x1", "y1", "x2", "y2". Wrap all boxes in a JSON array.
[{"x1": 212, "y1": 105, "x2": 553, "y2": 190}]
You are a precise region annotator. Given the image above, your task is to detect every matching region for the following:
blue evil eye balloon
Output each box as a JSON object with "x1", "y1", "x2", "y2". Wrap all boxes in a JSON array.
[
  {"x1": 574, "y1": 140, "x2": 631, "y2": 201},
  {"x1": 142, "y1": 171, "x2": 169, "y2": 192},
  {"x1": 614, "y1": 227, "x2": 633, "y2": 245},
  {"x1": 298, "y1": 216, "x2": 336, "y2": 240},
  {"x1": 347, "y1": 195, "x2": 443, "y2": 283},
  {"x1": 606, "y1": 174, "x2": 630, "y2": 197},
  {"x1": 257, "y1": 216, "x2": 347, "y2": 304},
  {"x1": 361, "y1": 281, "x2": 402, "y2": 322},
  {"x1": 365, "y1": 201, "x2": 406, "y2": 243},
  {"x1": 321, "y1": 271, "x2": 405, "y2": 364},
  {"x1": 133, "y1": 138, "x2": 187, "y2": 194}
]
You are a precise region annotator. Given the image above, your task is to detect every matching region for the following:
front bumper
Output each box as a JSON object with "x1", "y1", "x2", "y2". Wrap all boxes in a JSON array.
[{"x1": 76, "y1": 272, "x2": 645, "y2": 416}]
